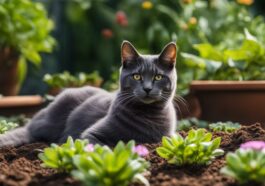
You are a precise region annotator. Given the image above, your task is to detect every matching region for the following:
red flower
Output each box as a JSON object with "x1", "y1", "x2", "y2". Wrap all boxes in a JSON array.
[
  {"x1": 115, "y1": 11, "x2": 128, "y2": 27},
  {"x1": 101, "y1": 29, "x2": 113, "y2": 39}
]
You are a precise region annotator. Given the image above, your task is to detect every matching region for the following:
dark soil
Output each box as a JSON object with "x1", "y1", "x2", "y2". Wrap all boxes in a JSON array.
[{"x1": 0, "y1": 123, "x2": 264, "y2": 186}]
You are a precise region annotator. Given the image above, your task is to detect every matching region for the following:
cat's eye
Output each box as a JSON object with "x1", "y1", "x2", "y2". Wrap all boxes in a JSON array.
[
  {"x1": 133, "y1": 74, "x2": 141, "y2": 81},
  {"x1": 154, "y1": 74, "x2": 163, "y2": 81}
]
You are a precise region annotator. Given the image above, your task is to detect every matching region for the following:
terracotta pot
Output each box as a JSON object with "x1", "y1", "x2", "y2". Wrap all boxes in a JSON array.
[
  {"x1": 190, "y1": 80, "x2": 265, "y2": 127},
  {"x1": 0, "y1": 47, "x2": 20, "y2": 96},
  {"x1": 0, "y1": 96, "x2": 47, "y2": 117},
  {"x1": 48, "y1": 87, "x2": 62, "y2": 96}
]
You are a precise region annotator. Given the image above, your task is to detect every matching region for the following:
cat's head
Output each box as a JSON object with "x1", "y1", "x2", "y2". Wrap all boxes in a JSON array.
[{"x1": 119, "y1": 41, "x2": 177, "y2": 104}]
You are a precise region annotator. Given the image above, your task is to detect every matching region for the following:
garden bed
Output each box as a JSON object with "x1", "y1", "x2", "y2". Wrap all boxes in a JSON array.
[{"x1": 0, "y1": 123, "x2": 264, "y2": 186}]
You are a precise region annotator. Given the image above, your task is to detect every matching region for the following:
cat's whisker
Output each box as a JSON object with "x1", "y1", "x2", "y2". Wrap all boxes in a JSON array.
[
  {"x1": 122, "y1": 96, "x2": 135, "y2": 106},
  {"x1": 174, "y1": 102, "x2": 183, "y2": 119},
  {"x1": 160, "y1": 94, "x2": 184, "y2": 119},
  {"x1": 174, "y1": 95, "x2": 190, "y2": 117},
  {"x1": 115, "y1": 94, "x2": 135, "y2": 107}
]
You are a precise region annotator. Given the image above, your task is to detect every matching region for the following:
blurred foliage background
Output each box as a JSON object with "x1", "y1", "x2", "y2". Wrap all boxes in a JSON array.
[{"x1": 19, "y1": 0, "x2": 265, "y2": 95}]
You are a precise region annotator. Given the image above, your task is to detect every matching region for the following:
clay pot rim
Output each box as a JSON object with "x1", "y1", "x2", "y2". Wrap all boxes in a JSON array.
[
  {"x1": 190, "y1": 80, "x2": 265, "y2": 91},
  {"x1": 0, "y1": 96, "x2": 44, "y2": 108}
]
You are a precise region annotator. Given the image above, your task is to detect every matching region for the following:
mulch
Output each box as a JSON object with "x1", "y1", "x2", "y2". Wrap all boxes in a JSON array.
[{"x1": 0, "y1": 123, "x2": 264, "y2": 186}]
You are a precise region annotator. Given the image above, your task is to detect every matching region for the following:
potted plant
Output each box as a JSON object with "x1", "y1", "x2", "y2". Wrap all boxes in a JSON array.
[
  {"x1": 43, "y1": 71, "x2": 103, "y2": 96},
  {"x1": 181, "y1": 30, "x2": 265, "y2": 125},
  {"x1": 0, "y1": 0, "x2": 55, "y2": 96}
]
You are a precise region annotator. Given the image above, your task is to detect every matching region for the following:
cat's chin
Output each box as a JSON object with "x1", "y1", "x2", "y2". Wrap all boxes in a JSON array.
[
  {"x1": 138, "y1": 97, "x2": 158, "y2": 104},
  {"x1": 141, "y1": 100, "x2": 156, "y2": 104}
]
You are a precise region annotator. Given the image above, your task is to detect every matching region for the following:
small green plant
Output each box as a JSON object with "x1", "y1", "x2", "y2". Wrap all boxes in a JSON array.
[
  {"x1": 0, "y1": 120, "x2": 18, "y2": 134},
  {"x1": 43, "y1": 71, "x2": 103, "y2": 89},
  {"x1": 38, "y1": 137, "x2": 89, "y2": 172},
  {"x1": 72, "y1": 141, "x2": 150, "y2": 186},
  {"x1": 209, "y1": 121, "x2": 241, "y2": 133},
  {"x1": 0, "y1": 115, "x2": 29, "y2": 126},
  {"x1": 177, "y1": 117, "x2": 208, "y2": 131},
  {"x1": 221, "y1": 141, "x2": 265, "y2": 184},
  {"x1": 156, "y1": 129, "x2": 224, "y2": 165}
]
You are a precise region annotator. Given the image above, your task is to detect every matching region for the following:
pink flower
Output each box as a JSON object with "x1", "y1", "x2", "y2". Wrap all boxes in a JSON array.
[
  {"x1": 133, "y1": 145, "x2": 149, "y2": 157},
  {"x1": 84, "y1": 144, "x2": 94, "y2": 152},
  {"x1": 115, "y1": 11, "x2": 128, "y2": 27},
  {"x1": 240, "y1": 141, "x2": 265, "y2": 151}
]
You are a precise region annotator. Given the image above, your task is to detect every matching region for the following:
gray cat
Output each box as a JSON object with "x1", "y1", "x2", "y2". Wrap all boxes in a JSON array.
[{"x1": 0, "y1": 41, "x2": 177, "y2": 147}]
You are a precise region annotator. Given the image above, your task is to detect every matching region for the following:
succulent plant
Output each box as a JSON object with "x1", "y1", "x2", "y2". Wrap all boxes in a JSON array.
[
  {"x1": 209, "y1": 121, "x2": 241, "y2": 133},
  {"x1": 38, "y1": 137, "x2": 89, "y2": 172},
  {"x1": 221, "y1": 141, "x2": 265, "y2": 184},
  {"x1": 177, "y1": 117, "x2": 208, "y2": 131},
  {"x1": 72, "y1": 141, "x2": 150, "y2": 186},
  {"x1": 0, "y1": 120, "x2": 18, "y2": 134},
  {"x1": 0, "y1": 115, "x2": 29, "y2": 126},
  {"x1": 156, "y1": 129, "x2": 224, "y2": 165},
  {"x1": 39, "y1": 138, "x2": 150, "y2": 186}
]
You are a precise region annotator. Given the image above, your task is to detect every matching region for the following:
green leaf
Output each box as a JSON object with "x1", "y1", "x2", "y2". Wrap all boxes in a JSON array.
[
  {"x1": 194, "y1": 43, "x2": 224, "y2": 61},
  {"x1": 211, "y1": 137, "x2": 221, "y2": 150},
  {"x1": 156, "y1": 147, "x2": 172, "y2": 159},
  {"x1": 133, "y1": 173, "x2": 150, "y2": 186},
  {"x1": 43, "y1": 148, "x2": 59, "y2": 161},
  {"x1": 17, "y1": 57, "x2": 27, "y2": 85},
  {"x1": 224, "y1": 38, "x2": 265, "y2": 62},
  {"x1": 181, "y1": 53, "x2": 222, "y2": 73},
  {"x1": 212, "y1": 149, "x2": 224, "y2": 156},
  {"x1": 162, "y1": 136, "x2": 174, "y2": 150}
]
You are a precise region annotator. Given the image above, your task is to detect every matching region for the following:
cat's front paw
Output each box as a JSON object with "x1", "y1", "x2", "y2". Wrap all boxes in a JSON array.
[{"x1": 81, "y1": 132, "x2": 104, "y2": 145}]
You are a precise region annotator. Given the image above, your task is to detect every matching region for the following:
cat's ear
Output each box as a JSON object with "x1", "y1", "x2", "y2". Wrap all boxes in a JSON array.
[
  {"x1": 121, "y1": 41, "x2": 139, "y2": 65},
  {"x1": 158, "y1": 42, "x2": 177, "y2": 68}
]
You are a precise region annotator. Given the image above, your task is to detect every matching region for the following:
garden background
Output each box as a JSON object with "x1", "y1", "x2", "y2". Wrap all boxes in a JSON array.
[{"x1": 18, "y1": 0, "x2": 265, "y2": 96}]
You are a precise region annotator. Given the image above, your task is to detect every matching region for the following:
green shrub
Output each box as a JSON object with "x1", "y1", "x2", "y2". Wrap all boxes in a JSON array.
[
  {"x1": 0, "y1": 120, "x2": 18, "y2": 134},
  {"x1": 209, "y1": 121, "x2": 241, "y2": 133},
  {"x1": 181, "y1": 30, "x2": 265, "y2": 82},
  {"x1": 221, "y1": 146, "x2": 265, "y2": 184},
  {"x1": 156, "y1": 129, "x2": 224, "y2": 165},
  {"x1": 38, "y1": 137, "x2": 89, "y2": 172},
  {"x1": 72, "y1": 141, "x2": 150, "y2": 186}
]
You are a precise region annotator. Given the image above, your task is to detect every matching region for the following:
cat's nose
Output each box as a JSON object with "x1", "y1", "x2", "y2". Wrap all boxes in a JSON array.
[{"x1": 143, "y1": 88, "x2": 152, "y2": 94}]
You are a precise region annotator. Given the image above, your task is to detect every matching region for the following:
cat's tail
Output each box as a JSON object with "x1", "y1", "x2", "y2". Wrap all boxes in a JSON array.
[{"x1": 0, "y1": 127, "x2": 33, "y2": 148}]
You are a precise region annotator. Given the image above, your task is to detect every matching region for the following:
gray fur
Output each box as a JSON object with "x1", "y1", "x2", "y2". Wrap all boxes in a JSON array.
[{"x1": 0, "y1": 41, "x2": 177, "y2": 147}]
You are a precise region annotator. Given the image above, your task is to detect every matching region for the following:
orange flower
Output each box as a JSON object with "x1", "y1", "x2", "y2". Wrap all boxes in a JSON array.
[
  {"x1": 189, "y1": 17, "x2": 197, "y2": 25},
  {"x1": 101, "y1": 29, "x2": 113, "y2": 39},
  {"x1": 142, "y1": 1, "x2": 153, "y2": 9},
  {"x1": 237, "y1": 0, "x2": 254, "y2": 5},
  {"x1": 182, "y1": 0, "x2": 193, "y2": 4}
]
